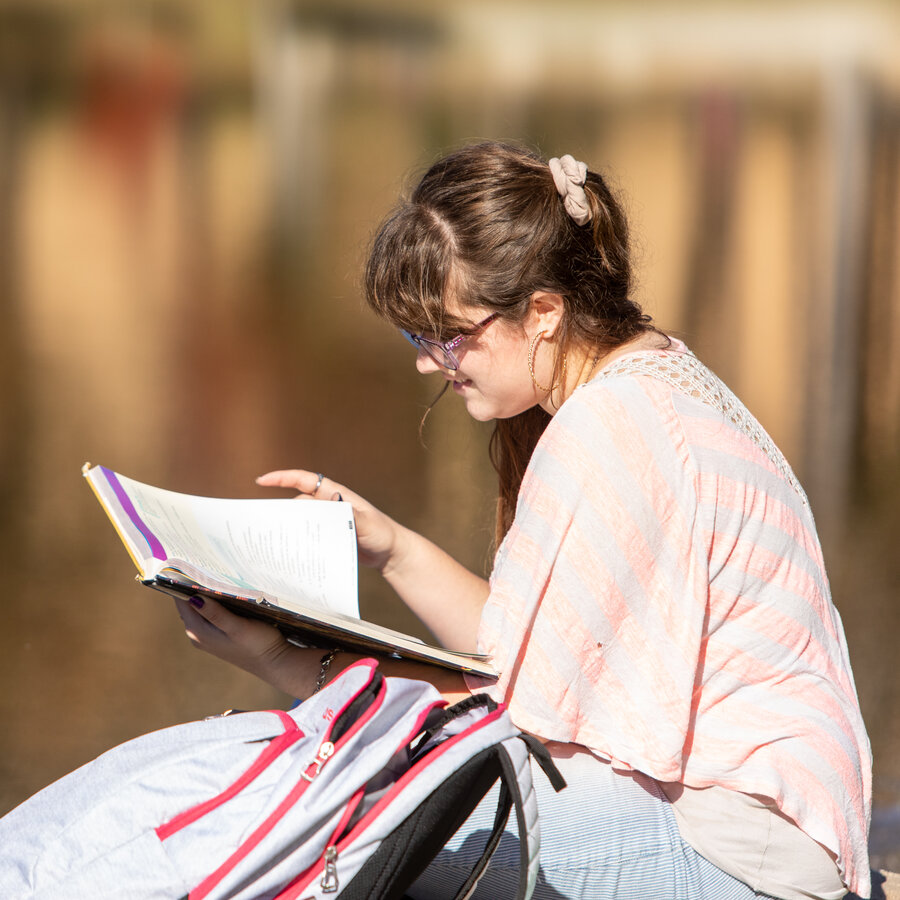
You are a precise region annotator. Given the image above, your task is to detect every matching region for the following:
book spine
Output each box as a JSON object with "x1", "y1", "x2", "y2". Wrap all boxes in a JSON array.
[{"x1": 83, "y1": 464, "x2": 154, "y2": 579}]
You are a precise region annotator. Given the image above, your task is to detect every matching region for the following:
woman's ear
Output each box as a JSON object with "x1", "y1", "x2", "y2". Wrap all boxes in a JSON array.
[{"x1": 528, "y1": 292, "x2": 565, "y2": 339}]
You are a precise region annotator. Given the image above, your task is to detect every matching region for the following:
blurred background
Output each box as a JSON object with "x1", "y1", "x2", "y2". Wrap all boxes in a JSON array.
[{"x1": 0, "y1": 0, "x2": 898, "y2": 870}]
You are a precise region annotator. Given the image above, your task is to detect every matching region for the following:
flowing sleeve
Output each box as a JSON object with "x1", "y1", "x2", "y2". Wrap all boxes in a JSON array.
[{"x1": 467, "y1": 376, "x2": 708, "y2": 780}]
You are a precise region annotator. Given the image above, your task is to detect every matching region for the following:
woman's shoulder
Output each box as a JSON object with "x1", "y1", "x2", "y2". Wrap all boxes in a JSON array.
[
  {"x1": 583, "y1": 335, "x2": 693, "y2": 394},
  {"x1": 538, "y1": 341, "x2": 696, "y2": 484},
  {"x1": 554, "y1": 336, "x2": 692, "y2": 434},
  {"x1": 569, "y1": 336, "x2": 812, "y2": 512},
  {"x1": 568, "y1": 336, "x2": 763, "y2": 452}
]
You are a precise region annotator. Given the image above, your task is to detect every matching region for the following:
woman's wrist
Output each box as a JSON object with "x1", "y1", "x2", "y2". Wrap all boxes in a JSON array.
[
  {"x1": 378, "y1": 521, "x2": 413, "y2": 580},
  {"x1": 254, "y1": 643, "x2": 322, "y2": 698},
  {"x1": 262, "y1": 646, "x2": 363, "y2": 700}
]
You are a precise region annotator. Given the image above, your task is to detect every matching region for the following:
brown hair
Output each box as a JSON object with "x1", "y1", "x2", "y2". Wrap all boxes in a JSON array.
[{"x1": 365, "y1": 141, "x2": 657, "y2": 542}]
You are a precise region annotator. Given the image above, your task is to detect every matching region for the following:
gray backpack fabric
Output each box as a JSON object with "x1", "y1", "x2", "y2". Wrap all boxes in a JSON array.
[{"x1": 0, "y1": 658, "x2": 564, "y2": 900}]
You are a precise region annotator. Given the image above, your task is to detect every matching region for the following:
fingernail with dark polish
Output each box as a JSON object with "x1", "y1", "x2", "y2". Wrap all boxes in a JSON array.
[
  {"x1": 336, "y1": 493, "x2": 343, "y2": 502},
  {"x1": 189, "y1": 596, "x2": 205, "y2": 609}
]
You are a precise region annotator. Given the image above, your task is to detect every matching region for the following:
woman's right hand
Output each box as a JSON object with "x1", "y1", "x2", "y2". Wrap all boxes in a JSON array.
[
  {"x1": 257, "y1": 468, "x2": 488, "y2": 650},
  {"x1": 255, "y1": 469, "x2": 403, "y2": 573}
]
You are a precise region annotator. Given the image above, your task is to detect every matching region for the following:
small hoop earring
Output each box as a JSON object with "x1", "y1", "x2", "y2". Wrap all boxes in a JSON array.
[{"x1": 528, "y1": 331, "x2": 555, "y2": 393}]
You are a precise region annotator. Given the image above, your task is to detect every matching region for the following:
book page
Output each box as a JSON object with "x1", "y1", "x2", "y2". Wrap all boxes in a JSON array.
[{"x1": 102, "y1": 469, "x2": 359, "y2": 618}]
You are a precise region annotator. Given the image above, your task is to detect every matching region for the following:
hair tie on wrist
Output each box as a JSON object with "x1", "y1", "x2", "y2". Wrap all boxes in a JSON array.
[{"x1": 549, "y1": 154, "x2": 591, "y2": 225}]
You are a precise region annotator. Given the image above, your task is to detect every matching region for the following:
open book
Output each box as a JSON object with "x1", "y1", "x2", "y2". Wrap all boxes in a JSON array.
[{"x1": 83, "y1": 464, "x2": 495, "y2": 677}]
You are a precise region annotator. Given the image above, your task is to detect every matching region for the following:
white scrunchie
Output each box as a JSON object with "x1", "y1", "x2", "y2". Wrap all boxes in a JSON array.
[{"x1": 548, "y1": 154, "x2": 591, "y2": 225}]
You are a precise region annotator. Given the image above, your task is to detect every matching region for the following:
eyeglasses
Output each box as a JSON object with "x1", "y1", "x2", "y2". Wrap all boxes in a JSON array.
[{"x1": 401, "y1": 313, "x2": 499, "y2": 371}]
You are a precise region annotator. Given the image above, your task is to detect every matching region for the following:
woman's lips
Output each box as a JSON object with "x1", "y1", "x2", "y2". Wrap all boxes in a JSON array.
[{"x1": 451, "y1": 378, "x2": 471, "y2": 393}]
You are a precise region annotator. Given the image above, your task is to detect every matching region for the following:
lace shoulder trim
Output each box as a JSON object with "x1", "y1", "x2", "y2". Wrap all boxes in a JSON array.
[{"x1": 593, "y1": 351, "x2": 810, "y2": 508}]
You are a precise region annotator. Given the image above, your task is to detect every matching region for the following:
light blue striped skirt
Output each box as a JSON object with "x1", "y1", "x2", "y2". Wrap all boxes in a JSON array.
[{"x1": 408, "y1": 749, "x2": 778, "y2": 900}]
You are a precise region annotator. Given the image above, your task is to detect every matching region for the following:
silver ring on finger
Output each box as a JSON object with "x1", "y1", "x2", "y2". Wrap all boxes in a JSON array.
[{"x1": 314, "y1": 472, "x2": 324, "y2": 495}]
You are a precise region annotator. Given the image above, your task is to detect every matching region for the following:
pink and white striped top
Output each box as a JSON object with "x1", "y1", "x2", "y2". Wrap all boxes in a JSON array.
[{"x1": 468, "y1": 342, "x2": 872, "y2": 896}]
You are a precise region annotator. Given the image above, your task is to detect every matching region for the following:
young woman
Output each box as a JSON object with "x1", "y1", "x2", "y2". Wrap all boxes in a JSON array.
[{"x1": 176, "y1": 142, "x2": 872, "y2": 899}]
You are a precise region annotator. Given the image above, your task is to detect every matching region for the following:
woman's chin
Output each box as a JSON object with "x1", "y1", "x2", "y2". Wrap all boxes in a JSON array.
[
  {"x1": 457, "y1": 392, "x2": 496, "y2": 422},
  {"x1": 461, "y1": 402, "x2": 495, "y2": 422},
  {"x1": 458, "y1": 392, "x2": 539, "y2": 422}
]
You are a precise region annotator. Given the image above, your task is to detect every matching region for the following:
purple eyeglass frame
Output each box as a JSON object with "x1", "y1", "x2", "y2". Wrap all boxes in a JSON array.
[{"x1": 401, "y1": 313, "x2": 499, "y2": 371}]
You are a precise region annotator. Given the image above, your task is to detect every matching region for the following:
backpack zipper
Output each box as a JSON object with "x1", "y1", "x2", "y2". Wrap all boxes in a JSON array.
[
  {"x1": 301, "y1": 741, "x2": 335, "y2": 783},
  {"x1": 320, "y1": 845, "x2": 339, "y2": 893}
]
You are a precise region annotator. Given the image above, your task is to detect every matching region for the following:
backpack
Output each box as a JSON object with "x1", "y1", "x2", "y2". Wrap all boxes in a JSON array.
[{"x1": 0, "y1": 657, "x2": 565, "y2": 900}]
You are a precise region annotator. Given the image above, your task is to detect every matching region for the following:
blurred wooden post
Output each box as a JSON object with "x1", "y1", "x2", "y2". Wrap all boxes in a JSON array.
[
  {"x1": 802, "y1": 67, "x2": 873, "y2": 543},
  {"x1": 0, "y1": 16, "x2": 27, "y2": 501},
  {"x1": 254, "y1": 0, "x2": 335, "y2": 299},
  {"x1": 0, "y1": 7, "x2": 59, "y2": 540}
]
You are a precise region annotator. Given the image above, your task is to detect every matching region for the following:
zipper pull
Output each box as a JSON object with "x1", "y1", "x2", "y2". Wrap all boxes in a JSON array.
[
  {"x1": 320, "y1": 845, "x2": 339, "y2": 893},
  {"x1": 301, "y1": 740, "x2": 335, "y2": 782}
]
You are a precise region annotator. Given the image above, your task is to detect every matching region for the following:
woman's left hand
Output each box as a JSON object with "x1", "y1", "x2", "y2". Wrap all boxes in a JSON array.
[
  {"x1": 174, "y1": 594, "x2": 475, "y2": 706},
  {"x1": 173, "y1": 595, "x2": 317, "y2": 696}
]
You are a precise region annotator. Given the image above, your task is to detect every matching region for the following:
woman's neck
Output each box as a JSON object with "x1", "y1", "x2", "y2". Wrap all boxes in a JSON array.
[{"x1": 540, "y1": 330, "x2": 668, "y2": 415}]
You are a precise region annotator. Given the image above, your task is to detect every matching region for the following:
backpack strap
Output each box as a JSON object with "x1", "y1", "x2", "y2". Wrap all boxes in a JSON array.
[
  {"x1": 453, "y1": 736, "x2": 566, "y2": 900},
  {"x1": 519, "y1": 734, "x2": 568, "y2": 792}
]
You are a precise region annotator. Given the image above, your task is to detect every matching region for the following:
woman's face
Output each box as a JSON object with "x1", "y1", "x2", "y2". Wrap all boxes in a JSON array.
[{"x1": 412, "y1": 294, "x2": 561, "y2": 421}]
